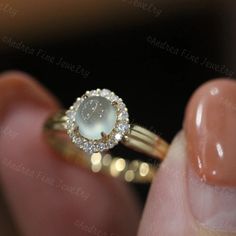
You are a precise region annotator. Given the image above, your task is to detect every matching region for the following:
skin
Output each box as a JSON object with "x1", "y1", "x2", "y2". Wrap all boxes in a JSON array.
[{"x1": 0, "y1": 72, "x2": 235, "y2": 236}]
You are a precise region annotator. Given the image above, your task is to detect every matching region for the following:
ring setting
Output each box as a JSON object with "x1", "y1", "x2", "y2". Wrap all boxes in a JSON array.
[
  {"x1": 44, "y1": 88, "x2": 169, "y2": 182},
  {"x1": 65, "y1": 89, "x2": 130, "y2": 154}
]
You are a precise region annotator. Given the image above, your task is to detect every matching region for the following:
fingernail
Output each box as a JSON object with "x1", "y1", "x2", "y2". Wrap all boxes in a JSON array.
[
  {"x1": 184, "y1": 79, "x2": 236, "y2": 232},
  {"x1": 184, "y1": 79, "x2": 236, "y2": 186}
]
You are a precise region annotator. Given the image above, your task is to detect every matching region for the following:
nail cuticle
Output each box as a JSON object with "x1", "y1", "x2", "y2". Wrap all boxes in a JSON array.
[{"x1": 187, "y1": 163, "x2": 236, "y2": 233}]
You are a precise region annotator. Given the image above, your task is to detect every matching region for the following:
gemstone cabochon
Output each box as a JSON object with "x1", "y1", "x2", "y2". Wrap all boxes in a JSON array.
[{"x1": 65, "y1": 89, "x2": 130, "y2": 154}]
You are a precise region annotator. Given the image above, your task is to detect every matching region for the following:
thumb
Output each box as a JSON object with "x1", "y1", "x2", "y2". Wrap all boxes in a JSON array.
[{"x1": 138, "y1": 79, "x2": 236, "y2": 236}]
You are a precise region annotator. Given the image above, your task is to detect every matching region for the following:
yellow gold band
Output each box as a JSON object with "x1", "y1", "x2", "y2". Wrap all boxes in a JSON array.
[{"x1": 44, "y1": 111, "x2": 169, "y2": 183}]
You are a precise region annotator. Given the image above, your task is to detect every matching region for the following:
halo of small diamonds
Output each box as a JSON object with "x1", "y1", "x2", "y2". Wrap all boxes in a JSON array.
[{"x1": 65, "y1": 89, "x2": 130, "y2": 154}]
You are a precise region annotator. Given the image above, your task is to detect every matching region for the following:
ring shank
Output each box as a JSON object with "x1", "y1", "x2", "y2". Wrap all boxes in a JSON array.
[{"x1": 44, "y1": 111, "x2": 169, "y2": 183}]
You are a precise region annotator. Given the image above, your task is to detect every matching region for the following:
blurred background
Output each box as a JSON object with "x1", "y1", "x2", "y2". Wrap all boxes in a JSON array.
[{"x1": 0, "y1": 0, "x2": 235, "y2": 235}]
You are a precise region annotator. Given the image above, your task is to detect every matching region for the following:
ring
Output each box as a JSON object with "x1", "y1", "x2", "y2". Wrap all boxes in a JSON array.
[{"x1": 44, "y1": 89, "x2": 169, "y2": 183}]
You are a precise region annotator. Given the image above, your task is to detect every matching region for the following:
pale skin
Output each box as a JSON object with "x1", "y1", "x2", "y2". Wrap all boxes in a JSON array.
[{"x1": 0, "y1": 72, "x2": 235, "y2": 236}]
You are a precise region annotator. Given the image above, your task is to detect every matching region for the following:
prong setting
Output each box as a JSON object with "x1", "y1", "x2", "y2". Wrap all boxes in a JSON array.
[{"x1": 101, "y1": 132, "x2": 109, "y2": 140}]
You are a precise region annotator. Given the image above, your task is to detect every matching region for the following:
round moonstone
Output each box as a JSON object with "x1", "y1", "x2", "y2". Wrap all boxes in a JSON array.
[{"x1": 75, "y1": 96, "x2": 117, "y2": 140}]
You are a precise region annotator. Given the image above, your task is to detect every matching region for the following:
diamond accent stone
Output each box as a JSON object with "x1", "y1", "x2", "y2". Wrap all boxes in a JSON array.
[
  {"x1": 115, "y1": 133, "x2": 123, "y2": 141},
  {"x1": 117, "y1": 123, "x2": 129, "y2": 134}
]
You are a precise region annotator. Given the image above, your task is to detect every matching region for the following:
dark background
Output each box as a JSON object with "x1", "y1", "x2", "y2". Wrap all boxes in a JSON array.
[{"x1": 0, "y1": 2, "x2": 235, "y2": 204}]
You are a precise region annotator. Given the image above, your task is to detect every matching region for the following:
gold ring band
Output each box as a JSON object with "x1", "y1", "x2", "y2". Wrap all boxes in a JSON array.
[
  {"x1": 43, "y1": 89, "x2": 169, "y2": 183},
  {"x1": 44, "y1": 111, "x2": 169, "y2": 183}
]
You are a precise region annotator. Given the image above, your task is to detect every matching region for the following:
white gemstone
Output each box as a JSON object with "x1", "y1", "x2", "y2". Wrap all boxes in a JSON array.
[
  {"x1": 117, "y1": 123, "x2": 129, "y2": 133},
  {"x1": 118, "y1": 102, "x2": 126, "y2": 110},
  {"x1": 118, "y1": 111, "x2": 128, "y2": 120},
  {"x1": 75, "y1": 96, "x2": 117, "y2": 140},
  {"x1": 115, "y1": 133, "x2": 122, "y2": 141},
  {"x1": 97, "y1": 143, "x2": 105, "y2": 151},
  {"x1": 83, "y1": 142, "x2": 91, "y2": 152},
  {"x1": 90, "y1": 90, "x2": 99, "y2": 96},
  {"x1": 101, "y1": 89, "x2": 111, "y2": 97},
  {"x1": 66, "y1": 110, "x2": 75, "y2": 119},
  {"x1": 107, "y1": 93, "x2": 116, "y2": 101}
]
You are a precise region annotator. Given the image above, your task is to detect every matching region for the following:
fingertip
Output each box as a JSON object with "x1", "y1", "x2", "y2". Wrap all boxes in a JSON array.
[
  {"x1": 0, "y1": 70, "x2": 60, "y2": 112},
  {"x1": 0, "y1": 71, "x2": 141, "y2": 236},
  {"x1": 138, "y1": 132, "x2": 198, "y2": 236}
]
